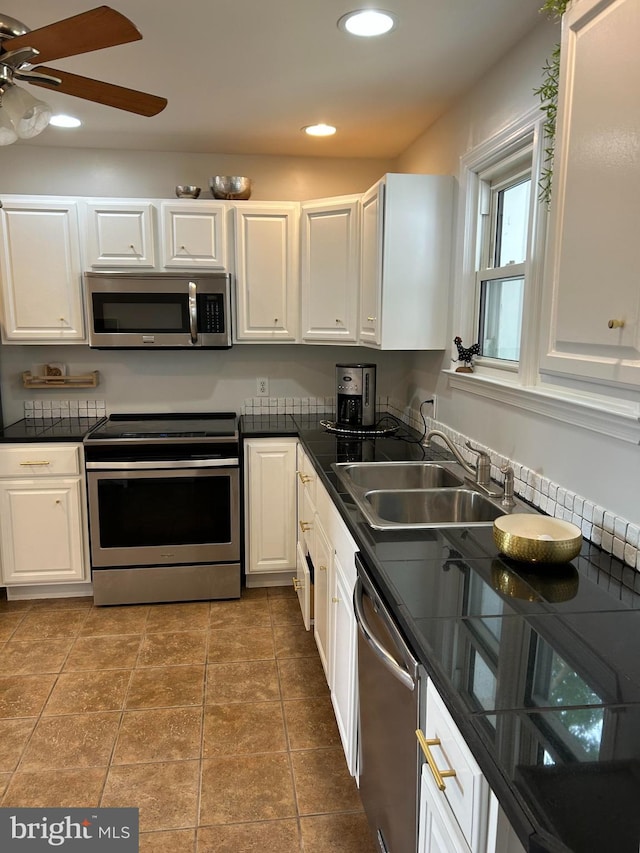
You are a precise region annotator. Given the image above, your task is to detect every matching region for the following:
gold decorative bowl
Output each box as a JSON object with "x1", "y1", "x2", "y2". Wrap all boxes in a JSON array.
[{"x1": 493, "y1": 514, "x2": 582, "y2": 564}]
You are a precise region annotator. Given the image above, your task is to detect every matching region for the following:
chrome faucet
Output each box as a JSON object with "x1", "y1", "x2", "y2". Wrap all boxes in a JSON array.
[
  {"x1": 500, "y1": 463, "x2": 516, "y2": 508},
  {"x1": 424, "y1": 430, "x2": 502, "y2": 498}
]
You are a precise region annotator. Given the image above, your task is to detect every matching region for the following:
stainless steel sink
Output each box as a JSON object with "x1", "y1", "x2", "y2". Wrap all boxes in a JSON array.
[
  {"x1": 333, "y1": 461, "x2": 465, "y2": 492},
  {"x1": 358, "y1": 488, "x2": 506, "y2": 530}
]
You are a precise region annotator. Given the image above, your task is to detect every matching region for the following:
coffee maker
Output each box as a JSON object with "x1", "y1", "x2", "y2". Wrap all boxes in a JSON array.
[{"x1": 335, "y1": 363, "x2": 377, "y2": 429}]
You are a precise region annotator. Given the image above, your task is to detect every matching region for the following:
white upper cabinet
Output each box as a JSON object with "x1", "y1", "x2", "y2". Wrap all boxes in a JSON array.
[
  {"x1": 541, "y1": 0, "x2": 640, "y2": 387},
  {"x1": 160, "y1": 201, "x2": 228, "y2": 269},
  {"x1": 83, "y1": 201, "x2": 156, "y2": 268},
  {"x1": 233, "y1": 202, "x2": 300, "y2": 342},
  {"x1": 0, "y1": 197, "x2": 86, "y2": 343},
  {"x1": 300, "y1": 196, "x2": 360, "y2": 343},
  {"x1": 359, "y1": 173, "x2": 454, "y2": 350}
]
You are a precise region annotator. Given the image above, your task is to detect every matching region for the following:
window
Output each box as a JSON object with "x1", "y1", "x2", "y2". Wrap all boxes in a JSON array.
[
  {"x1": 455, "y1": 107, "x2": 547, "y2": 381},
  {"x1": 477, "y1": 145, "x2": 532, "y2": 364}
]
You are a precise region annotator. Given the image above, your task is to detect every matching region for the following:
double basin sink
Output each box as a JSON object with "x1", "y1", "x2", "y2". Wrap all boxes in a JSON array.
[{"x1": 332, "y1": 460, "x2": 516, "y2": 530}]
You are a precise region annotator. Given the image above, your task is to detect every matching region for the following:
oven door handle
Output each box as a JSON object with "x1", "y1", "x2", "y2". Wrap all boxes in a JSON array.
[
  {"x1": 86, "y1": 458, "x2": 238, "y2": 470},
  {"x1": 189, "y1": 280, "x2": 198, "y2": 345}
]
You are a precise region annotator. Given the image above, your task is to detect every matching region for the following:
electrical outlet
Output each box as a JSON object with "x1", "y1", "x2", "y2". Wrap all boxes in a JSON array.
[{"x1": 256, "y1": 377, "x2": 269, "y2": 396}]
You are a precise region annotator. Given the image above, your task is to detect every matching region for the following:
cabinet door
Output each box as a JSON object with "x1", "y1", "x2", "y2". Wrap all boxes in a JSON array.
[
  {"x1": 419, "y1": 764, "x2": 471, "y2": 853},
  {"x1": 0, "y1": 198, "x2": 85, "y2": 343},
  {"x1": 83, "y1": 201, "x2": 156, "y2": 268},
  {"x1": 359, "y1": 181, "x2": 383, "y2": 345},
  {"x1": 0, "y1": 478, "x2": 86, "y2": 584},
  {"x1": 244, "y1": 438, "x2": 297, "y2": 574},
  {"x1": 313, "y1": 519, "x2": 332, "y2": 678},
  {"x1": 233, "y1": 203, "x2": 300, "y2": 341},
  {"x1": 330, "y1": 553, "x2": 358, "y2": 776},
  {"x1": 295, "y1": 540, "x2": 312, "y2": 631},
  {"x1": 541, "y1": 0, "x2": 640, "y2": 387},
  {"x1": 160, "y1": 202, "x2": 228, "y2": 269},
  {"x1": 301, "y1": 197, "x2": 360, "y2": 342}
]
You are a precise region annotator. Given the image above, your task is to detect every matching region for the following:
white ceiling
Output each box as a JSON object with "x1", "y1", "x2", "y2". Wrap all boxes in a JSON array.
[{"x1": 2, "y1": 0, "x2": 543, "y2": 157}]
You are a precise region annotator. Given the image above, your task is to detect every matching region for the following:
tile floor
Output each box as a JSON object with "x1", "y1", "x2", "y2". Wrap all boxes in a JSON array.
[{"x1": 0, "y1": 586, "x2": 376, "y2": 852}]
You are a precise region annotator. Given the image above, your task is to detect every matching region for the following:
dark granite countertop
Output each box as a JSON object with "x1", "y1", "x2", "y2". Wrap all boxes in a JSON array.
[
  {"x1": 0, "y1": 416, "x2": 107, "y2": 442},
  {"x1": 240, "y1": 414, "x2": 640, "y2": 853}
]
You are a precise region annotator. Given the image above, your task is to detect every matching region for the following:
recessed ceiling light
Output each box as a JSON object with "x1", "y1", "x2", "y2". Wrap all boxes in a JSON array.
[
  {"x1": 303, "y1": 123, "x2": 337, "y2": 137},
  {"x1": 49, "y1": 114, "x2": 82, "y2": 128},
  {"x1": 338, "y1": 9, "x2": 397, "y2": 37}
]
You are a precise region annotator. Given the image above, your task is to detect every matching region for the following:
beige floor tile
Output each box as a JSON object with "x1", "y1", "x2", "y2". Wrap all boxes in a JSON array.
[
  {"x1": 113, "y1": 707, "x2": 203, "y2": 764},
  {"x1": 209, "y1": 599, "x2": 272, "y2": 629},
  {"x1": 300, "y1": 813, "x2": 376, "y2": 853},
  {"x1": 274, "y1": 623, "x2": 318, "y2": 658},
  {"x1": 277, "y1": 656, "x2": 330, "y2": 700},
  {"x1": 0, "y1": 773, "x2": 10, "y2": 799},
  {"x1": 64, "y1": 635, "x2": 142, "y2": 671},
  {"x1": 197, "y1": 819, "x2": 301, "y2": 852},
  {"x1": 125, "y1": 666, "x2": 205, "y2": 709},
  {"x1": 200, "y1": 753, "x2": 297, "y2": 825},
  {"x1": 2, "y1": 638, "x2": 73, "y2": 675},
  {"x1": 140, "y1": 828, "x2": 196, "y2": 853},
  {"x1": 12, "y1": 609, "x2": 88, "y2": 639},
  {"x1": 268, "y1": 585, "x2": 297, "y2": 599},
  {"x1": 240, "y1": 587, "x2": 268, "y2": 599},
  {"x1": 0, "y1": 599, "x2": 34, "y2": 613},
  {"x1": 0, "y1": 613, "x2": 25, "y2": 643},
  {"x1": 205, "y1": 660, "x2": 280, "y2": 704},
  {"x1": 203, "y1": 701, "x2": 286, "y2": 756},
  {"x1": 2, "y1": 767, "x2": 107, "y2": 808},
  {"x1": 102, "y1": 760, "x2": 200, "y2": 832},
  {"x1": 283, "y1": 697, "x2": 342, "y2": 750},
  {"x1": 0, "y1": 674, "x2": 56, "y2": 718},
  {"x1": 20, "y1": 711, "x2": 120, "y2": 770},
  {"x1": 291, "y1": 748, "x2": 363, "y2": 815},
  {"x1": 208, "y1": 627, "x2": 275, "y2": 663},
  {"x1": 269, "y1": 597, "x2": 306, "y2": 626},
  {"x1": 43, "y1": 669, "x2": 131, "y2": 715},
  {"x1": 0, "y1": 718, "x2": 37, "y2": 771},
  {"x1": 137, "y1": 631, "x2": 208, "y2": 667},
  {"x1": 145, "y1": 602, "x2": 211, "y2": 633},
  {"x1": 80, "y1": 605, "x2": 150, "y2": 637}
]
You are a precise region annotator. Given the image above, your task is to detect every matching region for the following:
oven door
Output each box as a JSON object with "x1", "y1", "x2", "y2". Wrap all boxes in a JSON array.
[{"x1": 87, "y1": 462, "x2": 239, "y2": 568}]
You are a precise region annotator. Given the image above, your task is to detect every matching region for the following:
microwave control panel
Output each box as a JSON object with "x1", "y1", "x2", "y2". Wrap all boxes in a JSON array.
[{"x1": 199, "y1": 293, "x2": 226, "y2": 333}]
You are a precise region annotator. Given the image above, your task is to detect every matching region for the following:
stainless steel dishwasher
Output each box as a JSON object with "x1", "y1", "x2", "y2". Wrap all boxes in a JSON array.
[{"x1": 354, "y1": 553, "x2": 424, "y2": 853}]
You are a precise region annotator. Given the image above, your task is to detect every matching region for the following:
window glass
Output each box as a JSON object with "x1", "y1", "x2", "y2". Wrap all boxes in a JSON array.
[
  {"x1": 495, "y1": 179, "x2": 530, "y2": 267},
  {"x1": 479, "y1": 276, "x2": 524, "y2": 361}
]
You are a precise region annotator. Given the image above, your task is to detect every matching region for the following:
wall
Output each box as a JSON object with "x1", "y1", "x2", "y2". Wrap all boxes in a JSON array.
[
  {"x1": 1, "y1": 343, "x2": 413, "y2": 426},
  {"x1": 396, "y1": 19, "x2": 640, "y2": 529},
  {"x1": 0, "y1": 146, "x2": 393, "y2": 201}
]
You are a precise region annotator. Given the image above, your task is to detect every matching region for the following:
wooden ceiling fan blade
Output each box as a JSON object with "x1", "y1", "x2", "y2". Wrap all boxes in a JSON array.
[
  {"x1": 4, "y1": 6, "x2": 142, "y2": 64},
  {"x1": 31, "y1": 67, "x2": 167, "y2": 117}
]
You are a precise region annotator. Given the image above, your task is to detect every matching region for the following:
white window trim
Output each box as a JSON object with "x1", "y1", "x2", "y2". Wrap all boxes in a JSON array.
[{"x1": 449, "y1": 107, "x2": 640, "y2": 445}]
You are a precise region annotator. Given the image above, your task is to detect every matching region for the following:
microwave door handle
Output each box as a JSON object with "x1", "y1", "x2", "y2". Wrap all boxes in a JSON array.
[{"x1": 188, "y1": 281, "x2": 198, "y2": 344}]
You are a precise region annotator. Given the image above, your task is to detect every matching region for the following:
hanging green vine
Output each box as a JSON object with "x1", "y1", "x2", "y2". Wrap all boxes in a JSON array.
[{"x1": 534, "y1": 0, "x2": 570, "y2": 206}]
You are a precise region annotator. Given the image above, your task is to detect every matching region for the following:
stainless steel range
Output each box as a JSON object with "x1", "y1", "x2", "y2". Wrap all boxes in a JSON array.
[{"x1": 84, "y1": 412, "x2": 240, "y2": 606}]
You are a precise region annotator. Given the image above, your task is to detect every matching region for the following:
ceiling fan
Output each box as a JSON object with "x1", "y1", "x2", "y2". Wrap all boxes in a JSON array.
[{"x1": 0, "y1": 4, "x2": 167, "y2": 139}]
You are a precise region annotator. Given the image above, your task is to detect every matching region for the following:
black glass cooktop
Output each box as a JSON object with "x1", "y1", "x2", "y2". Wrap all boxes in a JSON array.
[{"x1": 85, "y1": 412, "x2": 238, "y2": 441}]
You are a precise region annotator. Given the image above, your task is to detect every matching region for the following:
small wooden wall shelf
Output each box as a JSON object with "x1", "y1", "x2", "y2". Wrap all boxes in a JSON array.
[{"x1": 22, "y1": 370, "x2": 100, "y2": 389}]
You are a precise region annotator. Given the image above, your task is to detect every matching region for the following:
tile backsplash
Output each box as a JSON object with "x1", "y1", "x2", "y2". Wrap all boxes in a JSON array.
[{"x1": 23, "y1": 399, "x2": 107, "y2": 419}]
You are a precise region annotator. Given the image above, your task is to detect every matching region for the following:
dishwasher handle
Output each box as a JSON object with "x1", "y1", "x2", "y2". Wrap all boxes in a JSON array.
[{"x1": 354, "y1": 576, "x2": 417, "y2": 692}]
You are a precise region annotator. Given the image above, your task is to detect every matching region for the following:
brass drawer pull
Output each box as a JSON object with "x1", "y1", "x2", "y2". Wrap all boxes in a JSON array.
[
  {"x1": 416, "y1": 729, "x2": 456, "y2": 791},
  {"x1": 296, "y1": 470, "x2": 312, "y2": 484},
  {"x1": 299, "y1": 520, "x2": 312, "y2": 533},
  {"x1": 292, "y1": 577, "x2": 302, "y2": 591},
  {"x1": 19, "y1": 460, "x2": 51, "y2": 466},
  {"x1": 608, "y1": 319, "x2": 625, "y2": 329}
]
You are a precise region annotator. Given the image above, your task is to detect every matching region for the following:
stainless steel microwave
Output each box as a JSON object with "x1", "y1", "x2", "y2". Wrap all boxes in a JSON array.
[{"x1": 85, "y1": 272, "x2": 232, "y2": 348}]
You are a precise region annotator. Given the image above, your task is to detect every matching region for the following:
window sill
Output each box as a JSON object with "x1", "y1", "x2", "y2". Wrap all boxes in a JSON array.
[{"x1": 444, "y1": 369, "x2": 640, "y2": 445}]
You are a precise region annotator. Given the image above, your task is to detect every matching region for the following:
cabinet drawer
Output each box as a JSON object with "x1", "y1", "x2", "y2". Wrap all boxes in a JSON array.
[
  {"x1": 0, "y1": 445, "x2": 81, "y2": 477},
  {"x1": 296, "y1": 445, "x2": 317, "y2": 506},
  {"x1": 421, "y1": 680, "x2": 488, "y2": 853}
]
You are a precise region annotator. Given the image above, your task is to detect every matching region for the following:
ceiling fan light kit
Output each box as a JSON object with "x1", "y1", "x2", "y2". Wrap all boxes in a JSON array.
[{"x1": 0, "y1": 5, "x2": 167, "y2": 146}]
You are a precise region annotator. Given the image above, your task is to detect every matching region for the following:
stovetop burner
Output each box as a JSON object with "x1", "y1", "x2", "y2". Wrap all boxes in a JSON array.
[{"x1": 85, "y1": 412, "x2": 238, "y2": 443}]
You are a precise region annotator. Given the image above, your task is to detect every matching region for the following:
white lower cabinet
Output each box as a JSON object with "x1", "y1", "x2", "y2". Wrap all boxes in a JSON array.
[
  {"x1": 312, "y1": 518, "x2": 332, "y2": 677},
  {"x1": 243, "y1": 438, "x2": 297, "y2": 576},
  {"x1": 330, "y1": 550, "x2": 358, "y2": 776},
  {"x1": 419, "y1": 679, "x2": 525, "y2": 853},
  {"x1": 0, "y1": 444, "x2": 88, "y2": 585}
]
